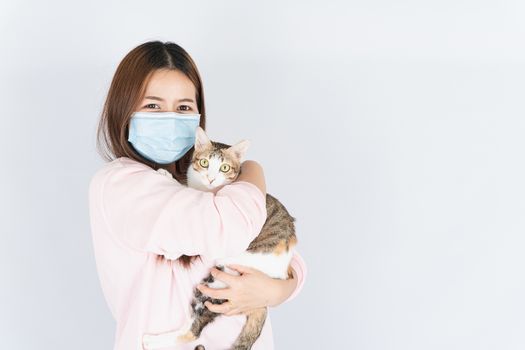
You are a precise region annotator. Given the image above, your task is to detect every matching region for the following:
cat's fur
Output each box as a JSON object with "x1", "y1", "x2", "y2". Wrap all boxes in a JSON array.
[{"x1": 141, "y1": 127, "x2": 297, "y2": 350}]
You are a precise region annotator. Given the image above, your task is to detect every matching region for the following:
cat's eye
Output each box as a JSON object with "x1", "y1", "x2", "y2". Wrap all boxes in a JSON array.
[
  {"x1": 199, "y1": 159, "x2": 209, "y2": 168},
  {"x1": 220, "y1": 164, "x2": 230, "y2": 173}
]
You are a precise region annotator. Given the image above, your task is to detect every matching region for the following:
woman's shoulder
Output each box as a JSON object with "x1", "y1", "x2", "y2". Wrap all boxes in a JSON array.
[
  {"x1": 106, "y1": 156, "x2": 151, "y2": 170},
  {"x1": 114, "y1": 156, "x2": 151, "y2": 169},
  {"x1": 94, "y1": 156, "x2": 150, "y2": 176},
  {"x1": 89, "y1": 157, "x2": 153, "y2": 191}
]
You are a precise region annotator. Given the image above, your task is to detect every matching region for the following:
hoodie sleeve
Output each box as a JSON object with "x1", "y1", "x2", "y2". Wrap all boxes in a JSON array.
[
  {"x1": 283, "y1": 250, "x2": 307, "y2": 303},
  {"x1": 89, "y1": 159, "x2": 267, "y2": 261}
]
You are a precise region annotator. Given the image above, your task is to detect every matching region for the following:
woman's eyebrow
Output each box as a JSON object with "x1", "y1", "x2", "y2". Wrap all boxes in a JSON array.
[{"x1": 144, "y1": 96, "x2": 195, "y2": 103}]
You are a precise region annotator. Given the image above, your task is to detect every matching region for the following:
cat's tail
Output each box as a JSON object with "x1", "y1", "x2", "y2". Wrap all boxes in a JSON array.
[{"x1": 194, "y1": 345, "x2": 205, "y2": 350}]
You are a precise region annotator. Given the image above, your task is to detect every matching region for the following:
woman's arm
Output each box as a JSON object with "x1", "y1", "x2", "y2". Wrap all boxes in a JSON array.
[
  {"x1": 236, "y1": 160, "x2": 266, "y2": 196},
  {"x1": 89, "y1": 158, "x2": 268, "y2": 261},
  {"x1": 267, "y1": 267, "x2": 299, "y2": 307},
  {"x1": 197, "y1": 251, "x2": 308, "y2": 315}
]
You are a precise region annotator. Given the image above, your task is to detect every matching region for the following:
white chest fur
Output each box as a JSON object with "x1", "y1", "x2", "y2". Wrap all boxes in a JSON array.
[{"x1": 207, "y1": 249, "x2": 295, "y2": 289}]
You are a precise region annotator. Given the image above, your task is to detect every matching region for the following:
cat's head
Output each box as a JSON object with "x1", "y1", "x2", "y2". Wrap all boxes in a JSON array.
[{"x1": 187, "y1": 126, "x2": 250, "y2": 192}]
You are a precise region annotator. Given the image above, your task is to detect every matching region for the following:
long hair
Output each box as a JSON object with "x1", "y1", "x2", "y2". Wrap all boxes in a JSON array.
[{"x1": 96, "y1": 40, "x2": 206, "y2": 268}]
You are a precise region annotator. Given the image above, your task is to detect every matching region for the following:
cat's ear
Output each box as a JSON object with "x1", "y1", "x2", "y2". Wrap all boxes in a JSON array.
[
  {"x1": 228, "y1": 139, "x2": 250, "y2": 160},
  {"x1": 194, "y1": 126, "x2": 212, "y2": 151}
]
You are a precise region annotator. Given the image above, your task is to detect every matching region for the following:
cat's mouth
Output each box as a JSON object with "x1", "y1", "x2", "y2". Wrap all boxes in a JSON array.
[
  {"x1": 203, "y1": 180, "x2": 220, "y2": 190},
  {"x1": 205, "y1": 181, "x2": 227, "y2": 192}
]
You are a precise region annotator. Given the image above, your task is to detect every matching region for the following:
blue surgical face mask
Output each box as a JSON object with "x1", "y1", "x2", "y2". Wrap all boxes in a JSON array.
[{"x1": 127, "y1": 111, "x2": 201, "y2": 164}]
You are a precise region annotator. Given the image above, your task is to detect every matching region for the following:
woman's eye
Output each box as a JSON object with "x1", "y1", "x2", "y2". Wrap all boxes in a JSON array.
[
  {"x1": 144, "y1": 103, "x2": 160, "y2": 109},
  {"x1": 178, "y1": 105, "x2": 192, "y2": 111},
  {"x1": 220, "y1": 164, "x2": 230, "y2": 173}
]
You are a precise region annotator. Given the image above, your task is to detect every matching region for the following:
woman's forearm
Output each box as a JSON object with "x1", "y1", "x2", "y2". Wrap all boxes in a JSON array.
[
  {"x1": 268, "y1": 267, "x2": 299, "y2": 307},
  {"x1": 237, "y1": 160, "x2": 266, "y2": 196}
]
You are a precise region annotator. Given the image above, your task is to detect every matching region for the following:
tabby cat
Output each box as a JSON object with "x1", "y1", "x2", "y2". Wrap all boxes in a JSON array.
[{"x1": 142, "y1": 126, "x2": 297, "y2": 350}]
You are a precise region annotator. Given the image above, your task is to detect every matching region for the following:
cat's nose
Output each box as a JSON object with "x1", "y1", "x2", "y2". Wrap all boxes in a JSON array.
[{"x1": 207, "y1": 177, "x2": 215, "y2": 183}]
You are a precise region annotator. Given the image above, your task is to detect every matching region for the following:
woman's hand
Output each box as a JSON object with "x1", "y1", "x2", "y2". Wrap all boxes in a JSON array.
[{"x1": 196, "y1": 264, "x2": 298, "y2": 316}]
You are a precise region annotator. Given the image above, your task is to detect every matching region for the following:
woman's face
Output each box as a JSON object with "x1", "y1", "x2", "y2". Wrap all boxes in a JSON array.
[{"x1": 136, "y1": 69, "x2": 199, "y2": 114}]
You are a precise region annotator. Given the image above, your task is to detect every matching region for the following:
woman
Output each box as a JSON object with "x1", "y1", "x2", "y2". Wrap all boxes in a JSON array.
[{"x1": 88, "y1": 40, "x2": 307, "y2": 350}]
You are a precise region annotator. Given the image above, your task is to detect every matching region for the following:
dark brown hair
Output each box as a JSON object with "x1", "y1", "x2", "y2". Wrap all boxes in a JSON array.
[{"x1": 96, "y1": 40, "x2": 206, "y2": 268}]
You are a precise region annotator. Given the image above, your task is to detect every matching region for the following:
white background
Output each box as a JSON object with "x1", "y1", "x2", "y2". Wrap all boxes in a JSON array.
[{"x1": 1, "y1": 0, "x2": 525, "y2": 349}]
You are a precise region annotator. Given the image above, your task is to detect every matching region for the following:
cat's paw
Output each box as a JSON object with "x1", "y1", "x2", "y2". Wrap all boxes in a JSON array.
[
  {"x1": 177, "y1": 330, "x2": 197, "y2": 343},
  {"x1": 142, "y1": 317, "x2": 194, "y2": 349},
  {"x1": 156, "y1": 168, "x2": 173, "y2": 179}
]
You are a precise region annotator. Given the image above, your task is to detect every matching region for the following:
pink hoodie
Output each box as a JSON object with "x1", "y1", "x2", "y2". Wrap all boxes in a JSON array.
[{"x1": 88, "y1": 157, "x2": 307, "y2": 350}]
